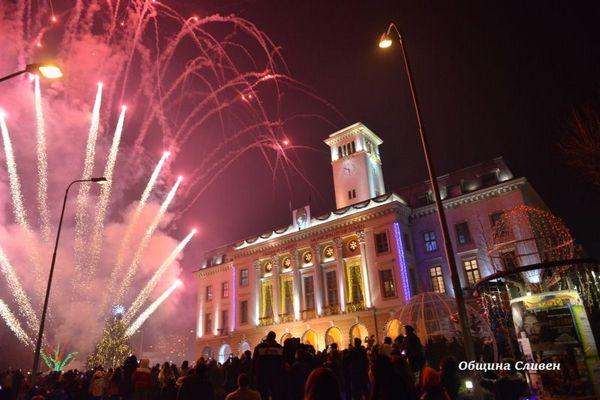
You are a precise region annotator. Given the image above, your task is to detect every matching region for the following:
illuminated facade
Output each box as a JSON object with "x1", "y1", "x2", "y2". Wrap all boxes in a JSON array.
[{"x1": 194, "y1": 122, "x2": 546, "y2": 362}]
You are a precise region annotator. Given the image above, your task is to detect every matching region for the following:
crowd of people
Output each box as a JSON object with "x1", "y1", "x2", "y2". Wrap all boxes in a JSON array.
[{"x1": 0, "y1": 326, "x2": 529, "y2": 400}]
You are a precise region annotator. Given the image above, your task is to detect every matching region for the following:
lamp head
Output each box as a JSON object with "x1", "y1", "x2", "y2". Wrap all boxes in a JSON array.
[
  {"x1": 91, "y1": 177, "x2": 108, "y2": 184},
  {"x1": 26, "y1": 63, "x2": 63, "y2": 79},
  {"x1": 378, "y1": 32, "x2": 393, "y2": 49}
]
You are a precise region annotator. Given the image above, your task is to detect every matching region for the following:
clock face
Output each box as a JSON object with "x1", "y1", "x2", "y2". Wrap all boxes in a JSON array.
[
  {"x1": 343, "y1": 162, "x2": 356, "y2": 176},
  {"x1": 296, "y1": 208, "x2": 307, "y2": 228}
]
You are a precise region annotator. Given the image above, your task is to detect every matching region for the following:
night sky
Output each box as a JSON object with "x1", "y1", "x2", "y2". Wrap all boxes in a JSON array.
[{"x1": 185, "y1": 0, "x2": 600, "y2": 265}]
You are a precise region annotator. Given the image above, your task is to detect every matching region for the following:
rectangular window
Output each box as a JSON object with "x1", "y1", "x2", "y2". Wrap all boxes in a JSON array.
[
  {"x1": 350, "y1": 141, "x2": 356, "y2": 153},
  {"x1": 240, "y1": 268, "x2": 249, "y2": 287},
  {"x1": 337, "y1": 146, "x2": 342, "y2": 158},
  {"x1": 403, "y1": 233, "x2": 412, "y2": 253},
  {"x1": 326, "y1": 271, "x2": 339, "y2": 306},
  {"x1": 304, "y1": 276, "x2": 315, "y2": 310},
  {"x1": 490, "y1": 211, "x2": 504, "y2": 231},
  {"x1": 222, "y1": 281, "x2": 229, "y2": 298},
  {"x1": 380, "y1": 269, "x2": 396, "y2": 298},
  {"x1": 240, "y1": 300, "x2": 248, "y2": 325},
  {"x1": 352, "y1": 189, "x2": 356, "y2": 198},
  {"x1": 206, "y1": 285, "x2": 213, "y2": 301},
  {"x1": 375, "y1": 232, "x2": 389, "y2": 254},
  {"x1": 221, "y1": 310, "x2": 228, "y2": 333},
  {"x1": 424, "y1": 231, "x2": 438, "y2": 252},
  {"x1": 463, "y1": 259, "x2": 480, "y2": 286},
  {"x1": 430, "y1": 266, "x2": 445, "y2": 293},
  {"x1": 455, "y1": 222, "x2": 472, "y2": 245},
  {"x1": 283, "y1": 279, "x2": 294, "y2": 315},
  {"x1": 204, "y1": 313, "x2": 212, "y2": 334}
]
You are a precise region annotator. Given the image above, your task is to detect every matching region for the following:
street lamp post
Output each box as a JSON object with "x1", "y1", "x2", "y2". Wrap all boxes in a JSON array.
[
  {"x1": 0, "y1": 63, "x2": 63, "y2": 83},
  {"x1": 379, "y1": 23, "x2": 476, "y2": 361},
  {"x1": 31, "y1": 177, "x2": 107, "y2": 385}
]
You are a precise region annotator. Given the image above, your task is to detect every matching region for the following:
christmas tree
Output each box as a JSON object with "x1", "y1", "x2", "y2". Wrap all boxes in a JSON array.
[{"x1": 87, "y1": 309, "x2": 132, "y2": 368}]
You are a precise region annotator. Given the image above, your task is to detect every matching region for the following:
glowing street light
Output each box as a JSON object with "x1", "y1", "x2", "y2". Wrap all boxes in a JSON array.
[
  {"x1": 0, "y1": 63, "x2": 63, "y2": 83},
  {"x1": 378, "y1": 22, "x2": 476, "y2": 362},
  {"x1": 31, "y1": 177, "x2": 107, "y2": 384}
]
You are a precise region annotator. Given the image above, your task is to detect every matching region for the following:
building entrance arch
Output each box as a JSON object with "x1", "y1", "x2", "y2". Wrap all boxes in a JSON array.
[
  {"x1": 280, "y1": 332, "x2": 293, "y2": 344},
  {"x1": 302, "y1": 329, "x2": 318, "y2": 350},
  {"x1": 218, "y1": 343, "x2": 232, "y2": 364},
  {"x1": 201, "y1": 346, "x2": 213, "y2": 360},
  {"x1": 325, "y1": 326, "x2": 343, "y2": 348},
  {"x1": 385, "y1": 318, "x2": 403, "y2": 340},
  {"x1": 350, "y1": 323, "x2": 369, "y2": 344}
]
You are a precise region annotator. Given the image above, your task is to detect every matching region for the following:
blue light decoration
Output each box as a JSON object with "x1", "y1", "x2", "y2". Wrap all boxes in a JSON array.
[
  {"x1": 393, "y1": 222, "x2": 411, "y2": 302},
  {"x1": 231, "y1": 265, "x2": 237, "y2": 331},
  {"x1": 113, "y1": 304, "x2": 126, "y2": 316}
]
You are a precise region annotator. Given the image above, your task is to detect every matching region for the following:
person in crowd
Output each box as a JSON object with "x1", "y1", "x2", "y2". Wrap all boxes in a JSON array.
[
  {"x1": 89, "y1": 366, "x2": 106, "y2": 400},
  {"x1": 368, "y1": 354, "x2": 401, "y2": 400},
  {"x1": 131, "y1": 359, "x2": 153, "y2": 400},
  {"x1": 107, "y1": 367, "x2": 122, "y2": 400},
  {"x1": 380, "y1": 337, "x2": 393, "y2": 357},
  {"x1": 419, "y1": 367, "x2": 449, "y2": 400},
  {"x1": 288, "y1": 349, "x2": 314, "y2": 400},
  {"x1": 345, "y1": 338, "x2": 369, "y2": 400},
  {"x1": 177, "y1": 362, "x2": 214, "y2": 400},
  {"x1": 478, "y1": 358, "x2": 528, "y2": 400},
  {"x1": 159, "y1": 362, "x2": 174, "y2": 390},
  {"x1": 401, "y1": 326, "x2": 425, "y2": 374},
  {"x1": 390, "y1": 357, "x2": 417, "y2": 400},
  {"x1": 438, "y1": 357, "x2": 460, "y2": 400},
  {"x1": 225, "y1": 373, "x2": 261, "y2": 400},
  {"x1": 252, "y1": 331, "x2": 284, "y2": 400},
  {"x1": 324, "y1": 343, "x2": 344, "y2": 396},
  {"x1": 304, "y1": 367, "x2": 341, "y2": 400}
]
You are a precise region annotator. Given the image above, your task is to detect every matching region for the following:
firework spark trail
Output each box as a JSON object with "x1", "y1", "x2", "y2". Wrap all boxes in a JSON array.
[
  {"x1": 87, "y1": 105, "x2": 127, "y2": 275},
  {"x1": 124, "y1": 229, "x2": 195, "y2": 324},
  {"x1": 125, "y1": 279, "x2": 183, "y2": 337},
  {"x1": 73, "y1": 83, "x2": 103, "y2": 275},
  {"x1": 106, "y1": 151, "x2": 170, "y2": 297},
  {"x1": 1, "y1": 113, "x2": 44, "y2": 288},
  {"x1": 0, "y1": 247, "x2": 39, "y2": 335},
  {"x1": 1, "y1": 114, "x2": 29, "y2": 230},
  {"x1": 0, "y1": 299, "x2": 34, "y2": 347},
  {"x1": 34, "y1": 75, "x2": 51, "y2": 242},
  {"x1": 114, "y1": 176, "x2": 183, "y2": 305}
]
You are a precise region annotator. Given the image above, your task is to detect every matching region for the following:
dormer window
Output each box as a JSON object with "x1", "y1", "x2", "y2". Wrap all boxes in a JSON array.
[{"x1": 481, "y1": 171, "x2": 498, "y2": 187}]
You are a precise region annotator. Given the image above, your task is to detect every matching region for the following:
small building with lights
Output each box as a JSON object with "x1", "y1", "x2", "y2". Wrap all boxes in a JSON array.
[{"x1": 194, "y1": 122, "x2": 548, "y2": 362}]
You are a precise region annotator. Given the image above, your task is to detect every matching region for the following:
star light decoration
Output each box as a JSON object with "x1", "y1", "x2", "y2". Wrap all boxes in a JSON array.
[
  {"x1": 348, "y1": 240, "x2": 359, "y2": 252},
  {"x1": 264, "y1": 261, "x2": 273, "y2": 273},
  {"x1": 324, "y1": 246, "x2": 335, "y2": 259},
  {"x1": 303, "y1": 251, "x2": 313, "y2": 264},
  {"x1": 113, "y1": 304, "x2": 126, "y2": 317},
  {"x1": 282, "y1": 257, "x2": 292, "y2": 269}
]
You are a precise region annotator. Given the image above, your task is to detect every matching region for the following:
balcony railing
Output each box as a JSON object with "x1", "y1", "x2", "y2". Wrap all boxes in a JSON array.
[
  {"x1": 346, "y1": 302, "x2": 367, "y2": 313},
  {"x1": 258, "y1": 316, "x2": 274, "y2": 326},
  {"x1": 279, "y1": 313, "x2": 294, "y2": 323},
  {"x1": 322, "y1": 305, "x2": 340, "y2": 316},
  {"x1": 301, "y1": 309, "x2": 317, "y2": 320}
]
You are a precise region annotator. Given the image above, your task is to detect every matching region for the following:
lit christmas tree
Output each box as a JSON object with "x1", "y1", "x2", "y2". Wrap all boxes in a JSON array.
[{"x1": 87, "y1": 305, "x2": 132, "y2": 368}]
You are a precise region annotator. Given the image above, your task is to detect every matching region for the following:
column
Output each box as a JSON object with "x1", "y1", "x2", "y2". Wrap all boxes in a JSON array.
[
  {"x1": 311, "y1": 244, "x2": 324, "y2": 316},
  {"x1": 357, "y1": 231, "x2": 373, "y2": 308},
  {"x1": 334, "y1": 237, "x2": 347, "y2": 312},
  {"x1": 254, "y1": 260, "x2": 261, "y2": 326},
  {"x1": 291, "y1": 250, "x2": 302, "y2": 321},
  {"x1": 272, "y1": 256, "x2": 281, "y2": 323}
]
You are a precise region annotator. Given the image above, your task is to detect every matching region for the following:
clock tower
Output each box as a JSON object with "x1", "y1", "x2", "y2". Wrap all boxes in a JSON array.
[{"x1": 324, "y1": 122, "x2": 385, "y2": 209}]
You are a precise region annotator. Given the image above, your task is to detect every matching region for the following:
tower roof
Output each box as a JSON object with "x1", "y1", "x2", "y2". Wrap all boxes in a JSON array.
[{"x1": 324, "y1": 122, "x2": 383, "y2": 146}]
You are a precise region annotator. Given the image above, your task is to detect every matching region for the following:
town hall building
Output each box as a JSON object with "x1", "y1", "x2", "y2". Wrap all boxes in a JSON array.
[{"x1": 194, "y1": 122, "x2": 547, "y2": 362}]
